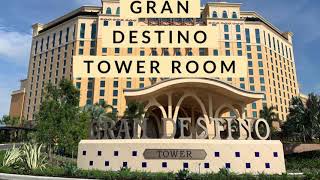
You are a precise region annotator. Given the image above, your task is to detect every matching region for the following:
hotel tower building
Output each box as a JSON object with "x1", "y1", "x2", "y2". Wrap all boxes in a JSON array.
[{"x1": 10, "y1": 0, "x2": 299, "y2": 123}]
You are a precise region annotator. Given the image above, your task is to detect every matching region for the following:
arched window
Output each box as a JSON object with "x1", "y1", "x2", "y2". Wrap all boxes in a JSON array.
[
  {"x1": 106, "y1": 7, "x2": 112, "y2": 15},
  {"x1": 232, "y1": 12, "x2": 237, "y2": 19},
  {"x1": 116, "y1": 7, "x2": 120, "y2": 15},
  {"x1": 212, "y1": 11, "x2": 217, "y2": 18},
  {"x1": 222, "y1": 11, "x2": 228, "y2": 18}
]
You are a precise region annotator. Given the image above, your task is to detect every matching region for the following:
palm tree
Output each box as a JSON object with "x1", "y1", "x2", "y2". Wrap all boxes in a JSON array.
[
  {"x1": 83, "y1": 100, "x2": 116, "y2": 139},
  {"x1": 123, "y1": 101, "x2": 145, "y2": 136},
  {"x1": 259, "y1": 106, "x2": 279, "y2": 139},
  {"x1": 283, "y1": 94, "x2": 320, "y2": 143},
  {"x1": 259, "y1": 106, "x2": 279, "y2": 128}
]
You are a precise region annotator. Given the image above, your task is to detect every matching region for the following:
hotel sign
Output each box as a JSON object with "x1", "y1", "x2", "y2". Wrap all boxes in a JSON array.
[{"x1": 143, "y1": 149, "x2": 207, "y2": 160}]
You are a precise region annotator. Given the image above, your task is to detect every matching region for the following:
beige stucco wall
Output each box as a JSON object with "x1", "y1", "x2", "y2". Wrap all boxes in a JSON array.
[{"x1": 77, "y1": 139, "x2": 286, "y2": 174}]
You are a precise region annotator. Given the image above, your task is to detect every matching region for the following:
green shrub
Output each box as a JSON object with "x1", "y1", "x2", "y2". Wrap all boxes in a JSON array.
[
  {"x1": 2, "y1": 145, "x2": 21, "y2": 168},
  {"x1": 21, "y1": 143, "x2": 47, "y2": 171}
]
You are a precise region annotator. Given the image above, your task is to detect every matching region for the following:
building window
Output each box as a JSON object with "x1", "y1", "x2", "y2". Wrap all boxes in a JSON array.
[
  {"x1": 152, "y1": 48, "x2": 158, "y2": 56},
  {"x1": 222, "y1": 11, "x2": 228, "y2": 18},
  {"x1": 225, "y1": 42, "x2": 230, "y2": 48},
  {"x1": 236, "y1": 25, "x2": 241, "y2": 32},
  {"x1": 240, "y1": 83, "x2": 245, "y2": 89},
  {"x1": 116, "y1": 7, "x2": 120, "y2": 15},
  {"x1": 255, "y1": 29, "x2": 261, "y2": 44},
  {"x1": 89, "y1": 161, "x2": 93, "y2": 166},
  {"x1": 112, "y1": 99, "x2": 118, "y2": 106},
  {"x1": 128, "y1": 48, "x2": 133, "y2": 54},
  {"x1": 115, "y1": 48, "x2": 120, "y2": 54},
  {"x1": 126, "y1": 81, "x2": 132, "y2": 88},
  {"x1": 252, "y1": 103, "x2": 257, "y2": 109},
  {"x1": 249, "y1": 69, "x2": 253, "y2": 75},
  {"x1": 113, "y1": 90, "x2": 118, "y2": 97},
  {"x1": 80, "y1": 23, "x2": 85, "y2": 39},
  {"x1": 116, "y1": 21, "x2": 121, "y2": 26},
  {"x1": 128, "y1": 21, "x2": 133, "y2": 26},
  {"x1": 100, "y1": 90, "x2": 105, "y2": 96},
  {"x1": 87, "y1": 91, "x2": 93, "y2": 98},
  {"x1": 140, "y1": 50, "x2": 145, "y2": 56},
  {"x1": 249, "y1": 77, "x2": 254, "y2": 83},
  {"x1": 213, "y1": 49, "x2": 218, "y2": 56},
  {"x1": 245, "y1": 29, "x2": 250, "y2": 43},
  {"x1": 106, "y1": 7, "x2": 112, "y2": 15},
  {"x1": 102, "y1": 48, "x2": 107, "y2": 54},
  {"x1": 226, "y1": 50, "x2": 230, "y2": 56},
  {"x1": 104, "y1": 20, "x2": 109, "y2": 26},
  {"x1": 259, "y1": 69, "x2": 264, "y2": 75},
  {"x1": 252, "y1": 111, "x2": 257, "y2": 117},
  {"x1": 199, "y1": 48, "x2": 206, "y2": 56},
  {"x1": 224, "y1": 24, "x2": 229, "y2": 32},
  {"x1": 224, "y1": 34, "x2": 229, "y2": 40},
  {"x1": 236, "y1": 34, "x2": 241, "y2": 40},
  {"x1": 174, "y1": 48, "x2": 181, "y2": 56},
  {"x1": 232, "y1": 12, "x2": 238, "y2": 19},
  {"x1": 212, "y1": 11, "x2": 217, "y2": 18}
]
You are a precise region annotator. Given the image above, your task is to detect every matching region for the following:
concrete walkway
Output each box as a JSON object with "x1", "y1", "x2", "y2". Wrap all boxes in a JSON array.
[{"x1": 0, "y1": 173, "x2": 91, "y2": 180}]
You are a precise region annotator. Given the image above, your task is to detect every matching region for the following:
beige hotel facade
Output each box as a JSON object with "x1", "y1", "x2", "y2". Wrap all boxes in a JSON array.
[{"x1": 10, "y1": 0, "x2": 299, "y2": 123}]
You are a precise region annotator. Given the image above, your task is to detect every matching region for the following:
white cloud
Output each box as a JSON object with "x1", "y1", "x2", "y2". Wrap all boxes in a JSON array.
[{"x1": 0, "y1": 26, "x2": 32, "y2": 66}]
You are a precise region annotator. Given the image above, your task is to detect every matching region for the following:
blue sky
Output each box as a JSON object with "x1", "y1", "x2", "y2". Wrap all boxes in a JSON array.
[{"x1": 0, "y1": 0, "x2": 319, "y2": 117}]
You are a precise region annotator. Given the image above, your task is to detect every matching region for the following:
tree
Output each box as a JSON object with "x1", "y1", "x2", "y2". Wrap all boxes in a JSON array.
[
  {"x1": 34, "y1": 79, "x2": 90, "y2": 159},
  {"x1": 282, "y1": 93, "x2": 320, "y2": 143},
  {"x1": 259, "y1": 106, "x2": 279, "y2": 128},
  {"x1": 259, "y1": 106, "x2": 279, "y2": 139},
  {"x1": 0, "y1": 115, "x2": 20, "y2": 126},
  {"x1": 123, "y1": 101, "x2": 145, "y2": 136},
  {"x1": 83, "y1": 101, "x2": 116, "y2": 139}
]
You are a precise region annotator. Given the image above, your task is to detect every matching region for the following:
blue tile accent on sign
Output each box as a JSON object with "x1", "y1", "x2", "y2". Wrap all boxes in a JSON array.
[
  {"x1": 142, "y1": 162, "x2": 147, "y2": 168},
  {"x1": 265, "y1": 163, "x2": 270, "y2": 168},
  {"x1": 235, "y1": 152, "x2": 240, "y2": 157},
  {"x1": 132, "y1": 151, "x2": 137, "y2": 156},
  {"x1": 105, "y1": 161, "x2": 109, "y2": 166},
  {"x1": 246, "y1": 163, "x2": 251, "y2": 168},
  {"x1": 183, "y1": 162, "x2": 188, "y2": 169},
  {"x1": 114, "y1": 151, "x2": 118, "y2": 156},
  {"x1": 226, "y1": 163, "x2": 231, "y2": 169},
  {"x1": 204, "y1": 163, "x2": 209, "y2": 168},
  {"x1": 214, "y1": 152, "x2": 220, "y2": 157},
  {"x1": 162, "y1": 162, "x2": 167, "y2": 168},
  {"x1": 255, "y1": 152, "x2": 260, "y2": 157}
]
